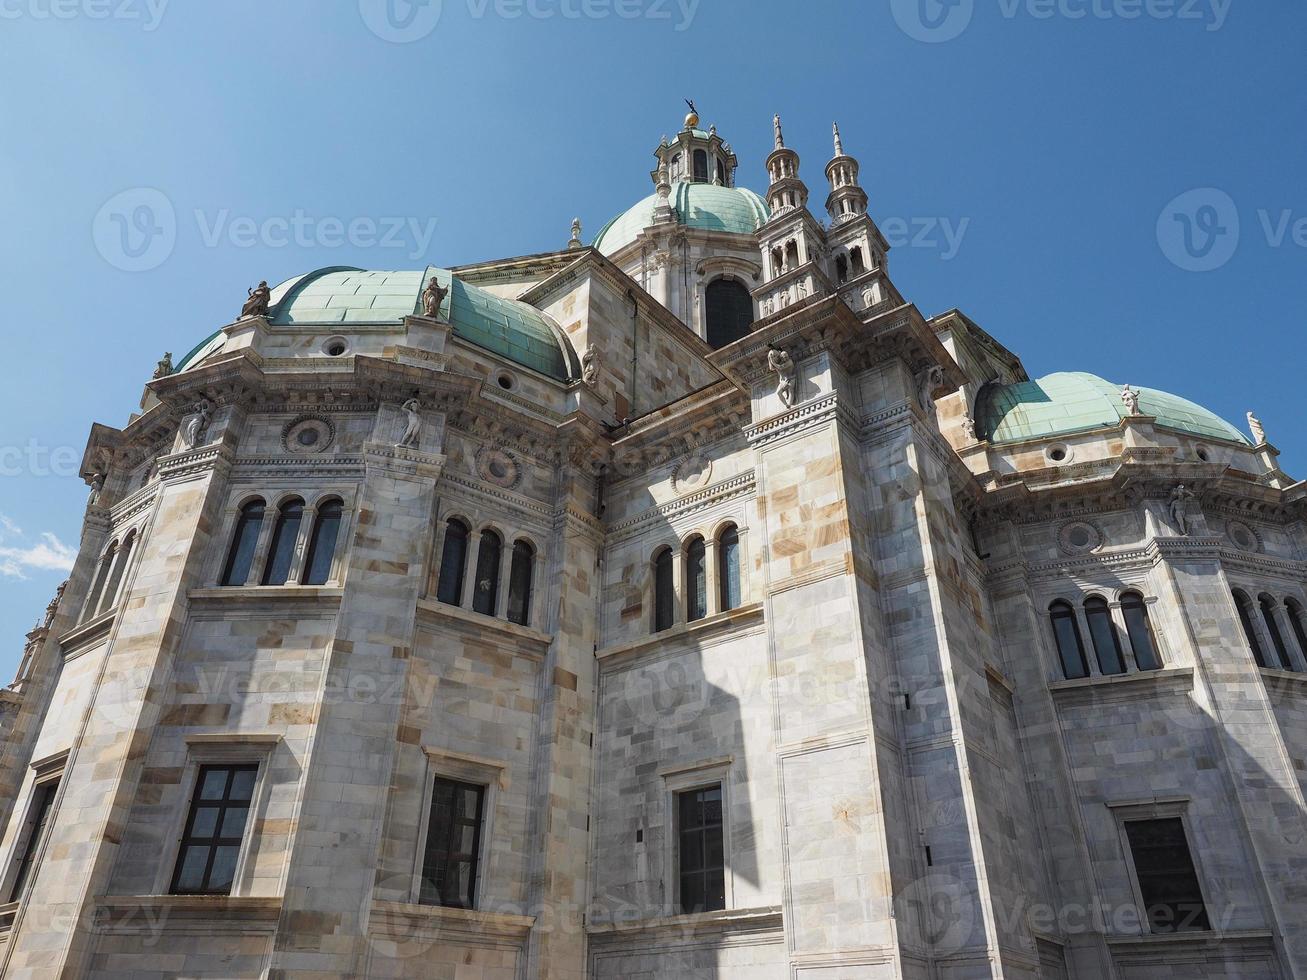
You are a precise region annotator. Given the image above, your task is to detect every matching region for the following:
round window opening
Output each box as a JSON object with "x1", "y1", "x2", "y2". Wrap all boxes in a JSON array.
[
  {"x1": 489, "y1": 459, "x2": 509, "y2": 480},
  {"x1": 1047, "y1": 445, "x2": 1069, "y2": 463},
  {"x1": 297, "y1": 428, "x2": 320, "y2": 447},
  {"x1": 1196, "y1": 447, "x2": 1211, "y2": 462},
  {"x1": 1231, "y1": 524, "x2": 1256, "y2": 550},
  {"x1": 323, "y1": 337, "x2": 349, "y2": 357},
  {"x1": 1069, "y1": 527, "x2": 1091, "y2": 548},
  {"x1": 497, "y1": 373, "x2": 515, "y2": 391}
]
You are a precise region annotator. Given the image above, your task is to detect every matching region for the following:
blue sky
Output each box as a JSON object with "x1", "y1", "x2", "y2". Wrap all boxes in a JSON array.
[{"x1": 0, "y1": 0, "x2": 1302, "y2": 676}]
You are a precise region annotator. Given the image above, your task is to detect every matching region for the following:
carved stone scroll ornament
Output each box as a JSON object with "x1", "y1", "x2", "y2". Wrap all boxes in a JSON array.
[{"x1": 768, "y1": 347, "x2": 796, "y2": 408}]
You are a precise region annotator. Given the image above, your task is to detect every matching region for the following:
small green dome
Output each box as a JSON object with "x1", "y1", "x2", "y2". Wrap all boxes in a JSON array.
[
  {"x1": 977, "y1": 372, "x2": 1249, "y2": 446},
  {"x1": 593, "y1": 181, "x2": 769, "y2": 256},
  {"x1": 176, "y1": 266, "x2": 576, "y2": 381}
]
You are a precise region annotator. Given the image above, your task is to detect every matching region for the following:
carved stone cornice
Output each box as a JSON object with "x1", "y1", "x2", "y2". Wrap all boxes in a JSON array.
[
  {"x1": 608, "y1": 383, "x2": 749, "y2": 468},
  {"x1": 744, "y1": 393, "x2": 858, "y2": 449},
  {"x1": 362, "y1": 442, "x2": 445, "y2": 481},
  {"x1": 606, "y1": 471, "x2": 756, "y2": 544},
  {"x1": 157, "y1": 443, "x2": 233, "y2": 483}
]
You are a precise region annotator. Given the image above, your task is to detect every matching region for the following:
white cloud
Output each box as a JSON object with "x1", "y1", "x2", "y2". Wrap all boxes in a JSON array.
[
  {"x1": 0, "y1": 514, "x2": 22, "y2": 537},
  {"x1": 0, "y1": 532, "x2": 76, "y2": 580}
]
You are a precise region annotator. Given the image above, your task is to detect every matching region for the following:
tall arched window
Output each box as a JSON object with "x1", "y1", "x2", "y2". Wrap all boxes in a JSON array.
[
  {"x1": 436, "y1": 519, "x2": 470, "y2": 606},
  {"x1": 507, "y1": 540, "x2": 535, "y2": 627},
  {"x1": 704, "y1": 279, "x2": 754, "y2": 349},
  {"x1": 1233, "y1": 590, "x2": 1269, "y2": 668},
  {"x1": 261, "y1": 498, "x2": 304, "y2": 586},
  {"x1": 653, "y1": 548, "x2": 675, "y2": 633},
  {"x1": 221, "y1": 499, "x2": 265, "y2": 587},
  {"x1": 670, "y1": 153, "x2": 683, "y2": 180},
  {"x1": 472, "y1": 530, "x2": 502, "y2": 616},
  {"x1": 715, "y1": 157, "x2": 726, "y2": 185},
  {"x1": 82, "y1": 541, "x2": 117, "y2": 621},
  {"x1": 1259, "y1": 594, "x2": 1293, "y2": 671},
  {"x1": 850, "y1": 246, "x2": 866, "y2": 274},
  {"x1": 1286, "y1": 600, "x2": 1307, "y2": 670},
  {"x1": 693, "y1": 149, "x2": 709, "y2": 183},
  {"x1": 686, "y1": 538, "x2": 707, "y2": 623},
  {"x1": 1084, "y1": 596, "x2": 1125, "y2": 676},
  {"x1": 784, "y1": 240, "x2": 800, "y2": 270},
  {"x1": 835, "y1": 254, "x2": 849, "y2": 284},
  {"x1": 301, "y1": 499, "x2": 343, "y2": 586},
  {"x1": 718, "y1": 525, "x2": 741, "y2": 613},
  {"x1": 1050, "y1": 600, "x2": 1089, "y2": 679},
  {"x1": 1120, "y1": 592, "x2": 1161, "y2": 671},
  {"x1": 100, "y1": 530, "x2": 137, "y2": 613}
]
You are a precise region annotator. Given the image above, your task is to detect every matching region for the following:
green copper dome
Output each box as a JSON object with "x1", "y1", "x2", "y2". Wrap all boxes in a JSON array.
[
  {"x1": 977, "y1": 372, "x2": 1249, "y2": 446},
  {"x1": 176, "y1": 267, "x2": 575, "y2": 381},
  {"x1": 593, "y1": 181, "x2": 769, "y2": 256}
]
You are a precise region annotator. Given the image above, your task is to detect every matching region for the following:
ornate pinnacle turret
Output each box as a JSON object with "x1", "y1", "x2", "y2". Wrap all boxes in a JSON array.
[
  {"x1": 832, "y1": 121, "x2": 844, "y2": 157},
  {"x1": 825, "y1": 121, "x2": 867, "y2": 224},
  {"x1": 773, "y1": 114, "x2": 785, "y2": 149},
  {"x1": 765, "y1": 114, "x2": 806, "y2": 215},
  {"x1": 568, "y1": 218, "x2": 583, "y2": 250}
]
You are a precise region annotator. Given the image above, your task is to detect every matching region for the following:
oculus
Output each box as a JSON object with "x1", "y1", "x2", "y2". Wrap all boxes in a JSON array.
[{"x1": 282, "y1": 415, "x2": 335, "y2": 456}]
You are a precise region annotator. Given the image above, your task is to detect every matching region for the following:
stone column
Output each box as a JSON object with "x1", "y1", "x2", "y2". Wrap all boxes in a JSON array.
[{"x1": 266, "y1": 437, "x2": 445, "y2": 978}]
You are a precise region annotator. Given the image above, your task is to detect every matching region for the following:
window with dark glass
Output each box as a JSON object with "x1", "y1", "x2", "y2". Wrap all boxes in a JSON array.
[
  {"x1": 686, "y1": 538, "x2": 707, "y2": 623},
  {"x1": 301, "y1": 499, "x2": 343, "y2": 586},
  {"x1": 472, "y1": 530, "x2": 502, "y2": 616},
  {"x1": 436, "y1": 519, "x2": 470, "y2": 606},
  {"x1": 850, "y1": 246, "x2": 866, "y2": 274},
  {"x1": 261, "y1": 498, "x2": 304, "y2": 586},
  {"x1": 715, "y1": 157, "x2": 726, "y2": 185},
  {"x1": 1234, "y1": 590, "x2": 1270, "y2": 668},
  {"x1": 678, "y1": 785, "x2": 725, "y2": 914},
  {"x1": 718, "y1": 526, "x2": 741, "y2": 613},
  {"x1": 654, "y1": 548, "x2": 675, "y2": 633},
  {"x1": 704, "y1": 278, "x2": 754, "y2": 350},
  {"x1": 101, "y1": 530, "x2": 136, "y2": 613},
  {"x1": 1085, "y1": 597, "x2": 1126, "y2": 676},
  {"x1": 506, "y1": 540, "x2": 535, "y2": 627},
  {"x1": 1121, "y1": 592, "x2": 1162, "y2": 671},
  {"x1": 8, "y1": 780, "x2": 58, "y2": 902},
  {"x1": 222, "y1": 499, "x2": 265, "y2": 587},
  {"x1": 1287, "y1": 600, "x2": 1307, "y2": 667},
  {"x1": 693, "y1": 148, "x2": 709, "y2": 183},
  {"x1": 419, "y1": 777, "x2": 485, "y2": 909},
  {"x1": 1259, "y1": 594, "x2": 1294, "y2": 671},
  {"x1": 171, "y1": 764, "x2": 257, "y2": 896},
  {"x1": 83, "y1": 542, "x2": 116, "y2": 620},
  {"x1": 1124, "y1": 818, "x2": 1211, "y2": 933},
  {"x1": 1049, "y1": 600, "x2": 1089, "y2": 679},
  {"x1": 836, "y1": 254, "x2": 849, "y2": 283}
]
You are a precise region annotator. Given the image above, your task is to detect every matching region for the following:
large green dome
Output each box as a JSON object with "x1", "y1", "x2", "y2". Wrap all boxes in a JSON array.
[
  {"x1": 175, "y1": 266, "x2": 576, "y2": 381},
  {"x1": 592, "y1": 181, "x2": 769, "y2": 256},
  {"x1": 977, "y1": 371, "x2": 1249, "y2": 446}
]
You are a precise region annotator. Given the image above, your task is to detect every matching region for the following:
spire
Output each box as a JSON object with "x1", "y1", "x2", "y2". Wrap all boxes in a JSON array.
[
  {"x1": 764, "y1": 115, "x2": 807, "y2": 216},
  {"x1": 568, "y1": 217, "x2": 583, "y2": 250},
  {"x1": 825, "y1": 122, "x2": 867, "y2": 224},
  {"x1": 773, "y1": 114, "x2": 785, "y2": 149}
]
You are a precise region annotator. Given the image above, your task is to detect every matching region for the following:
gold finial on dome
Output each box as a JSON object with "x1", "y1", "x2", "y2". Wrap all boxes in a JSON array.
[{"x1": 684, "y1": 98, "x2": 699, "y2": 130}]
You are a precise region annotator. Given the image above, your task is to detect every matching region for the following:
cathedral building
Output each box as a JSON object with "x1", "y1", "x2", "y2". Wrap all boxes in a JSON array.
[{"x1": 0, "y1": 107, "x2": 1304, "y2": 979}]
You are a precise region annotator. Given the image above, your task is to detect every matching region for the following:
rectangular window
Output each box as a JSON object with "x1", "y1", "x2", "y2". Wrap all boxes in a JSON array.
[
  {"x1": 170, "y1": 764, "x2": 258, "y2": 895},
  {"x1": 1125, "y1": 818, "x2": 1211, "y2": 933},
  {"x1": 8, "y1": 780, "x2": 58, "y2": 902},
  {"x1": 420, "y1": 777, "x2": 485, "y2": 909},
  {"x1": 678, "y1": 785, "x2": 725, "y2": 914}
]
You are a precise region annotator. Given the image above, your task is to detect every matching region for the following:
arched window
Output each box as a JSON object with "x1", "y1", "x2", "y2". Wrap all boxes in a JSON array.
[
  {"x1": 1085, "y1": 596, "x2": 1125, "y2": 676},
  {"x1": 101, "y1": 530, "x2": 137, "y2": 613},
  {"x1": 784, "y1": 240, "x2": 800, "y2": 270},
  {"x1": 653, "y1": 548, "x2": 675, "y2": 633},
  {"x1": 1259, "y1": 594, "x2": 1293, "y2": 671},
  {"x1": 1286, "y1": 600, "x2": 1307, "y2": 670},
  {"x1": 686, "y1": 538, "x2": 707, "y2": 623},
  {"x1": 1233, "y1": 590, "x2": 1269, "y2": 668},
  {"x1": 715, "y1": 157, "x2": 726, "y2": 185},
  {"x1": 1119, "y1": 592, "x2": 1161, "y2": 671},
  {"x1": 261, "y1": 498, "x2": 304, "y2": 586},
  {"x1": 670, "y1": 153, "x2": 682, "y2": 180},
  {"x1": 835, "y1": 254, "x2": 849, "y2": 284},
  {"x1": 301, "y1": 499, "x2": 343, "y2": 586},
  {"x1": 436, "y1": 519, "x2": 470, "y2": 606},
  {"x1": 850, "y1": 246, "x2": 866, "y2": 275},
  {"x1": 82, "y1": 541, "x2": 117, "y2": 621},
  {"x1": 472, "y1": 530, "x2": 503, "y2": 616},
  {"x1": 693, "y1": 149, "x2": 709, "y2": 183},
  {"x1": 704, "y1": 279, "x2": 754, "y2": 349},
  {"x1": 771, "y1": 246, "x2": 785, "y2": 276},
  {"x1": 718, "y1": 525, "x2": 741, "y2": 613},
  {"x1": 1049, "y1": 600, "x2": 1089, "y2": 679},
  {"x1": 222, "y1": 500, "x2": 265, "y2": 587},
  {"x1": 507, "y1": 540, "x2": 535, "y2": 627}
]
